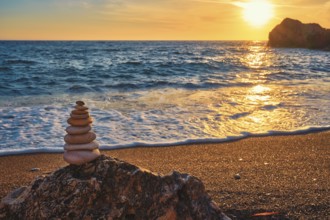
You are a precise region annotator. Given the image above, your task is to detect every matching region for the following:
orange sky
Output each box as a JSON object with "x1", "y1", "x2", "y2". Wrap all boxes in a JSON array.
[{"x1": 0, "y1": 0, "x2": 329, "y2": 40}]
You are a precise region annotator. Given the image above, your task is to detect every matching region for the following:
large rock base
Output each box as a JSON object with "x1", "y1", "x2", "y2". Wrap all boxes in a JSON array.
[{"x1": 0, "y1": 155, "x2": 229, "y2": 220}]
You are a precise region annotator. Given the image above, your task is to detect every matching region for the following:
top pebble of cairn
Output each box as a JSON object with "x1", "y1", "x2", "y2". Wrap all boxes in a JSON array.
[
  {"x1": 76, "y1": 101, "x2": 84, "y2": 106},
  {"x1": 63, "y1": 101, "x2": 101, "y2": 165}
]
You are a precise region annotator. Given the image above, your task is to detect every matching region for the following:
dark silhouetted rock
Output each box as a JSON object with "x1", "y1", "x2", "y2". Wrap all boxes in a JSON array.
[
  {"x1": 0, "y1": 155, "x2": 229, "y2": 220},
  {"x1": 268, "y1": 18, "x2": 330, "y2": 49}
]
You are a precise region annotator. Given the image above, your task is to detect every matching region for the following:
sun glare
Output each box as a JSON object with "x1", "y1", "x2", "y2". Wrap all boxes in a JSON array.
[{"x1": 242, "y1": 0, "x2": 274, "y2": 27}]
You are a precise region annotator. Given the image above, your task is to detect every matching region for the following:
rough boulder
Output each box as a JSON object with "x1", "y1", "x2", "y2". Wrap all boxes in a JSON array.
[
  {"x1": 268, "y1": 18, "x2": 330, "y2": 49},
  {"x1": 0, "y1": 155, "x2": 229, "y2": 220}
]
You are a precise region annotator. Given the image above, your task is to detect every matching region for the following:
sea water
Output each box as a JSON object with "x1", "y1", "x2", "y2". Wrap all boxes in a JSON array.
[{"x1": 0, "y1": 41, "x2": 329, "y2": 155}]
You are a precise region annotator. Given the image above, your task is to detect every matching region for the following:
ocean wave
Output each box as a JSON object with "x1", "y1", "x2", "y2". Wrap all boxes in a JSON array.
[
  {"x1": 4, "y1": 59, "x2": 37, "y2": 65},
  {"x1": 100, "y1": 126, "x2": 330, "y2": 150},
  {"x1": 0, "y1": 88, "x2": 23, "y2": 96},
  {"x1": 103, "y1": 48, "x2": 121, "y2": 52},
  {"x1": 123, "y1": 61, "x2": 143, "y2": 65},
  {"x1": 1, "y1": 126, "x2": 329, "y2": 156},
  {"x1": 1, "y1": 41, "x2": 327, "y2": 98},
  {"x1": 100, "y1": 81, "x2": 251, "y2": 91},
  {"x1": 104, "y1": 83, "x2": 140, "y2": 90},
  {"x1": 229, "y1": 112, "x2": 250, "y2": 119},
  {"x1": 13, "y1": 77, "x2": 29, "y2": 83},
  {"x1": 0, "y1": 66, "x2": 11, "y2": 71},
  {"x1": 65, "y1": 77, "x2": 81, "y2": 83},
  {"x1": 67, "y1": 85, "x2": 94, "y2": 93}
]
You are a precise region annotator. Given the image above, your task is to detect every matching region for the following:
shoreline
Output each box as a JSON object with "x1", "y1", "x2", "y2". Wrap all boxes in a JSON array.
[
  {"x1": 1, "y1": 126, "x2": 330, "y2": 157},
  {"x1": 1, "y1": 130, "x2": 329, "y2": 219}
]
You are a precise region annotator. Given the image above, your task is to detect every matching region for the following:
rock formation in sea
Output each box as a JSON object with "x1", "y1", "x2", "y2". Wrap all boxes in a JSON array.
[
  {"x1": 0, "y1": 155, "x2": 229, "y2": 219},
  {"x1": 64, "y1": 101, "x2": 101, "y2": 165},
  {"x1": 268, "y1": 18, "x2": 330, "y2": 49}
]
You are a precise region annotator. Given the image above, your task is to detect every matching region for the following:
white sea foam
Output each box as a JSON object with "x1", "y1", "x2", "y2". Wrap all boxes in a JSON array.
[{"x1": 0, "y1": 86, "x2": 329, "y2": 156}]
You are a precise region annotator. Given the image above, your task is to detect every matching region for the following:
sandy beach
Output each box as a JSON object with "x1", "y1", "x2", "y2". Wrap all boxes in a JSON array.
[{"x1": 1, "y1": 130, "x2": 329, "y2": 219}]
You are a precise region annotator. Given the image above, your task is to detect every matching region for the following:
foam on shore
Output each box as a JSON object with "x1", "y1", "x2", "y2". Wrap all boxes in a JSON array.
[
  {"x1": 1, "y1": 122, "x2": 329, "y2": 156},
  {"x1": 1, "y1": 85, "x2": 330, "y2": 156}
]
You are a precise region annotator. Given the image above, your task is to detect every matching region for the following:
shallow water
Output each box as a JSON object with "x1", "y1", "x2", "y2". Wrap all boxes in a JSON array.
[{"x1": 0, "y1": 41, "x2": 329, "y2": 155}]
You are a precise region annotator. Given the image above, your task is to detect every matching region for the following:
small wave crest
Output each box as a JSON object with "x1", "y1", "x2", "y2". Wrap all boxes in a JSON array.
[
  {"x1": 123, "y1": 61, "x2": 143, "y2": 65},
  {"x1": 0, "y1": 66, "x2": 11, "y2": 71},
  {"x1": 67, "y1": 85, "x2": 94, "y2": 93},
  {"x1": 1, "y1": 126, "x2": 329, "y2": 156},
  {"x1": 4, "y1": 59, "x2": 37, "y2": 65}
]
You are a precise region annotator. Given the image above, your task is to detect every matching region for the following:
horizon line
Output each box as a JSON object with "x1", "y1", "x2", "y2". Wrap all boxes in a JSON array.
[{"x1": 0, "y1": 39, "x2": 268, "y2": 42}]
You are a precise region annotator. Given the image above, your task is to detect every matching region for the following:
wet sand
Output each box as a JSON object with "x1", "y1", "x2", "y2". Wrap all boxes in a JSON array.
[{"x1": 1, "y1": 131, "x2": 329, "y2": 219}]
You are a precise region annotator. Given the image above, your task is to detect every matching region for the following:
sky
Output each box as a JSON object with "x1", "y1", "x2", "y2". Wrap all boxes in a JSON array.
[{"x1": 0, "y1": 0, "x2": 329, "y2": 40}]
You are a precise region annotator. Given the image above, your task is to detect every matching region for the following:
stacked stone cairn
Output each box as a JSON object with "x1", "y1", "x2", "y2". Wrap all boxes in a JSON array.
[{"x1": 63, "y1": 101, "x2": 101, "y2": 165}]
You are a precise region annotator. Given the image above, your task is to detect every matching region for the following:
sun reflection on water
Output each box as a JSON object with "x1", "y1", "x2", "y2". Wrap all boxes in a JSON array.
[
  {"x1": 133, "y1": 82, "x2": 305, "y2": 138},
  {"x1": 159, "y1": 43, "x2": 310, "y2": 136},
  {"x1": 87, "y1": 43, "x2": 324, "y2": 139},
  {"x1": 236, "y1": 43, "x2": 275, "y2": 84},
  {"x1": 246, "y1": 85, "x2": 272, "y2": 104},
  {"x1": 244, "y1": 44, "x2": 272, "y2": 69},
  {"x1": 251, "y1": 84, "x2": 270, "y2": 93}
]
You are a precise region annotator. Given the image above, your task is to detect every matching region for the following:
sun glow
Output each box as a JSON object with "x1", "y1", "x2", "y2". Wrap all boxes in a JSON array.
[{"x1": 241, "y1": 0, "x2": 274, "y2": 27}]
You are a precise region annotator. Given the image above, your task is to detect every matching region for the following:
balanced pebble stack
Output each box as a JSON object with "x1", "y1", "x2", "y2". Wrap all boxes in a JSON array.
[{"x1": 63, "y1": 101, "x2": 101, "y2": 165}]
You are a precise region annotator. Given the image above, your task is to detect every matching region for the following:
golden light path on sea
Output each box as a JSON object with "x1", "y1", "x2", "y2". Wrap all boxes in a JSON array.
[
  {"x1": 103, "y1": 43, "x2": 312, "y2": 138},
  {"x1": 136, "y1": 43, "x2": 306, "y2": 138},
  {"x1": 136, "y1": 83, "x2": 303, "y2": 138}
]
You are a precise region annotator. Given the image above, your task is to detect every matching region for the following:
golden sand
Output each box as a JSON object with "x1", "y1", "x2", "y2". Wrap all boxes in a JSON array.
[{"x1": 1, "y1": 131, "x2": 329, "y2": 219}]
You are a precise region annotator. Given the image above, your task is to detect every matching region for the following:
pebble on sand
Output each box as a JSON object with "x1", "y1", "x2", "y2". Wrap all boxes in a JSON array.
[{"x1": 234, "y1": 173, "x2": 241, "y2": 180}]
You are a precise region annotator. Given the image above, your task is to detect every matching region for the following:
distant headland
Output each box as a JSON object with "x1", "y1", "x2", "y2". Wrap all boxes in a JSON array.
[{"x1": 268, "y1": 18, "x2": 330, "y2": 50}]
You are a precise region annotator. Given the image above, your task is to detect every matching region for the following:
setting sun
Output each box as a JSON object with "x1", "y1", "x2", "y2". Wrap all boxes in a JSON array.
[{"x1": 241, "y1": 0, "x2": 274, "y2": 27}]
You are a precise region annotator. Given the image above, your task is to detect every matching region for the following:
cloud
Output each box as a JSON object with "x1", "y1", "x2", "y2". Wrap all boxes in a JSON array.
[
  {"x1": 272, "y1": 0, "x2": 329, "y2": 8},
  {"x1": 287, "y1": 0, "x2": 328, "y2": 4},
  {"x1": 200, "y1": 16, "x2": 219, "y2": 22}
]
